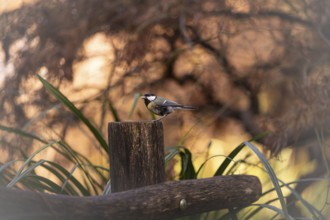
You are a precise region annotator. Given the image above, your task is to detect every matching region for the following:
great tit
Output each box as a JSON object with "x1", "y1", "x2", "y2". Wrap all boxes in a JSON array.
[{"x1": 141, "y1": 93, "x2": 197, "y2": 121}]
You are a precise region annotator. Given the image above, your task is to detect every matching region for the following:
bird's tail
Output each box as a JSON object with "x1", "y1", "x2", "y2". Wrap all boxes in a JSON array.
[{"x1": 180, "y1": 105, "x2": 198, "y2": 110}]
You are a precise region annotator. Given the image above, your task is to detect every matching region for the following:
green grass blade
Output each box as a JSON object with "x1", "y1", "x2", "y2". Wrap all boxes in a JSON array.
[
  {"x1": 165, "y1": 147, "x2": 182, "y2": 163},
  {"x1": 40, "y1": 162, "x2": 78, "y2": 195},
  {"x1": 55, "y1": 140, "x2": 108, "y2": 190},
  {"x1": 108, "y1": 98, "x2": 120, "y2": 122},
  {"x1": 214, "y1": 142, "x2": 245, "y2": 176},
  {"x1": 165, "y1": 146, "x2": 196, "y2": 180},
  {"x1": 214, "y1": 132, "x2": 269, "y2": 176},
  {"x1": 0, "y1": 124, "x2": 47, "y2": 144},
  {"x1": 7, "y1": 160, "x2": 47, "y2": 188},
  {"x1": 277, "y1": 179, "x2": 323, "y2": 219},
  {"x1": 0, "y1": 160, "x2": 18, "y2": 174},
  {"x1": 8, "y1": 141, "x2": 58, "y2": 186},
  {"x1": 21, "y1": 174, "x2": 64, "y2": 193},
  {"x1": 0, "y1": 161, "x2": 19, "y2": 186},
  {"x1": 56, "y1": 141, "x2": 101, "y2": 194},
  {"x1": 39, "y1": 161, "x2": 87, "y2": 196},
  {"x1": 128, "y1": 92, "x2": 141, "y2": 119},
  {"x1": 244, "y1": 141, "x2": 293, "y2": 220},
  {"x1": 249, "y1": 204, "x2": 293, "y2": 219},
  {"x1": 239, "y1": 168, "x2": 326, "y2": 219},
  {"x1": 224, "y1": 154, "x2": 252, "y2": 175},
  {"x1": 103, "y1": 180, "x2": 111, "y2": 195},
  {"x1": 61, "y1": 163, "x2": 78, "y2": 193},
  {"x1": 43, "y1": 161, "x2": 91, "y2": 196},
  {"x1": 195, "y1": 155, "x2": 228, "y2": 178},
  {"x1": 178, "y1": 124, "x2": 196, "y2": 146},
  {"x1": 37, "y1": 74, "x2": 108, "y2": 152},
  {"x1": 179, "y1": 148, "x2": 196, "y2": 180}
]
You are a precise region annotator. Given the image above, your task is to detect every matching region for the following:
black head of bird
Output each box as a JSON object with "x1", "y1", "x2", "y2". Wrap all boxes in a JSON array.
[{"x1": 141, "y1": 93, "x2": 197, "y2": 121}]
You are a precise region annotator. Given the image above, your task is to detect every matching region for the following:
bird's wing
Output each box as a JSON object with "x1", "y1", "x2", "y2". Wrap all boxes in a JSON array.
[{"x1": 158, "y1": 99, "x2": 183, "y2": 107}]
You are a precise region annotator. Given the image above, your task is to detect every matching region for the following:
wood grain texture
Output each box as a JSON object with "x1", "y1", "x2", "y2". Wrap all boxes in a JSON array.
[
  {"x1": 0, "y1": 175, "x2": 261, "y2": 220},
  {"x1": 108, "y1": 121, "x2": 165, "y2": 192}
]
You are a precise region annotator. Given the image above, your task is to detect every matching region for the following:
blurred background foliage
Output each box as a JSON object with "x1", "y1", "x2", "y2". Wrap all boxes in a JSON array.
[{"x1": 0, "y1": 0, "x2": 330, "y2": 219}]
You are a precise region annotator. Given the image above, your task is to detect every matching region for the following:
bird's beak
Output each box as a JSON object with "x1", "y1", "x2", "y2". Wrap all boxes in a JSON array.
[{"x1": 140, "y1": 95, "x2": 146, "y2": 99}]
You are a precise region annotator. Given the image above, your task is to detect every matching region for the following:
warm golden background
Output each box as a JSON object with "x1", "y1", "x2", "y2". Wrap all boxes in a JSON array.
[{"x1": 0, "y1": 0, "x2": 330, "y2": 218}]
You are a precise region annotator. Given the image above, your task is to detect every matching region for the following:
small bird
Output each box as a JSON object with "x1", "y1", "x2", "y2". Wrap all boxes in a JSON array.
[{"x1": 141, "y1": 93, "x2": 197, "y2": 121}]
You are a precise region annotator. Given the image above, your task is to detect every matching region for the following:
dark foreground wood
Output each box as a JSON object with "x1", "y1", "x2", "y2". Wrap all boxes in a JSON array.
[
  {"x1": 0, "y1": 175, "x2": 261, "y2": 220},
  {"x1": 108, "y1": 121, "x2": 165, "y2": 192}
]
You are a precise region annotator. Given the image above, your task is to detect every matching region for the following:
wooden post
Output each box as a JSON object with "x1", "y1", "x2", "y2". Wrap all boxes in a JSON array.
[{"x1": 108, "y1": 121, "x2": 165, "y2": 192}]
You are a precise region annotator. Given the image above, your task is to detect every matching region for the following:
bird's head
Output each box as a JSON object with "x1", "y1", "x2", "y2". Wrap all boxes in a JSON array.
[{"x1": 141, "y1": 93, "x2": 157, "y2": 101}]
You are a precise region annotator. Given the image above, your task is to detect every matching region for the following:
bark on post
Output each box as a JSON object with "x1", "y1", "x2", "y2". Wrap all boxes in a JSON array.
[{"x1": 108, "y1": 121, "x2": 165, "y2": 192}]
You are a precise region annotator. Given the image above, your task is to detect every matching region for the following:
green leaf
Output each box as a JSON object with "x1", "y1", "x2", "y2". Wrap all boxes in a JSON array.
[
  {"x1": 128, "y1": 92, "x2": 141, "y2": 119},
  {"x1": 56, "y1": 141, "x2": 102, "y2": 194},
  {"x1": 179, "y1": 148, "x2": 196, "y2": 180},
  {"x1": 214, "y1": 132, "x2": 269, "y2": 176},
  {"x1": 224, "y1": 154, "x2": 252, "y2": 175},
  {"x1": 0, "y1": 161, "x2": 18, "y2": 186},
  {"x1": 237, "y1": 174, "x2": 327, "y2": 219},
  {"x1": 61, "y1": 164, "x2": 78, "y2": 193},
  {"x1": 103, "y1": 180, "x2": 111, "y2": 195},
  {"x1": 165, "y1": 146, "x2": 196, "y2": 180},
  {"x1": 37, "y1": 74, "x2": 108, "y2": 152},
  {"x1": 7, "y1": 160, "x2": 47, "y2": 188},
  {"x1": 276, "y1": 179, "x2": 323, "y2": 219},
  {"x1": 7, "y1": 141, "x2": 58, "y2": 188},
  {"x1": 108, "y1": 98, "x2": 120, "y2": 122},
  {"x1": 22, "y1": 174, "x2": 64, "y2": 193},
  {"x1": 165, "y1": 147, "x2": 182, "y2": 163},
  {"x1": 195, "y1": 155, "x2": 228, "y2": 178},
  {"x1": 249, "y1": 204, "x2": 293, "y2": 219},
  {"x1": 40, "y1": 161, "x2": 90, "y2": 196},
  {"x1": 0, "y1": 160, "x2": 18, "y2": 174},
  {"x1": 52, "y1": 162, "x2": 91, "y2": 196},
  {"x1": 0, "y1": 124, "x2": 47, "y2": 144},
  {"x1": 214, "y1": 142, "x2": 245, "y2": 176},
  {"x1": 244, "y1": 141, "x2": 293, "y2": 220},
  {"x1": 178, "y1": 124, "x2": 196, "y2": 146}
]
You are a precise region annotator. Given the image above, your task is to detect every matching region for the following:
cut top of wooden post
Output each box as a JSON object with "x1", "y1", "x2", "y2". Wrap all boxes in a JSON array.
[{"x1": 108, "y1": 121, "x2": 165, "y2": 193}]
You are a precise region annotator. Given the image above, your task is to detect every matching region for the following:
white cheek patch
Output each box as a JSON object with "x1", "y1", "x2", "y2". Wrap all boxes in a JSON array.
[{"x1": 147, "y1": 96, "x2": 156, "y2": 101}]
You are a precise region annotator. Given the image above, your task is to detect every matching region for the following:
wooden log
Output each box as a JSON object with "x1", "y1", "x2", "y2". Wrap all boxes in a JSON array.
[
  {"x1": 0, "y1": 175, "x2": 261, "y2": 220},
  {"x1": 108, "y1": 121, "x2": 165, "y2": 192}
]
